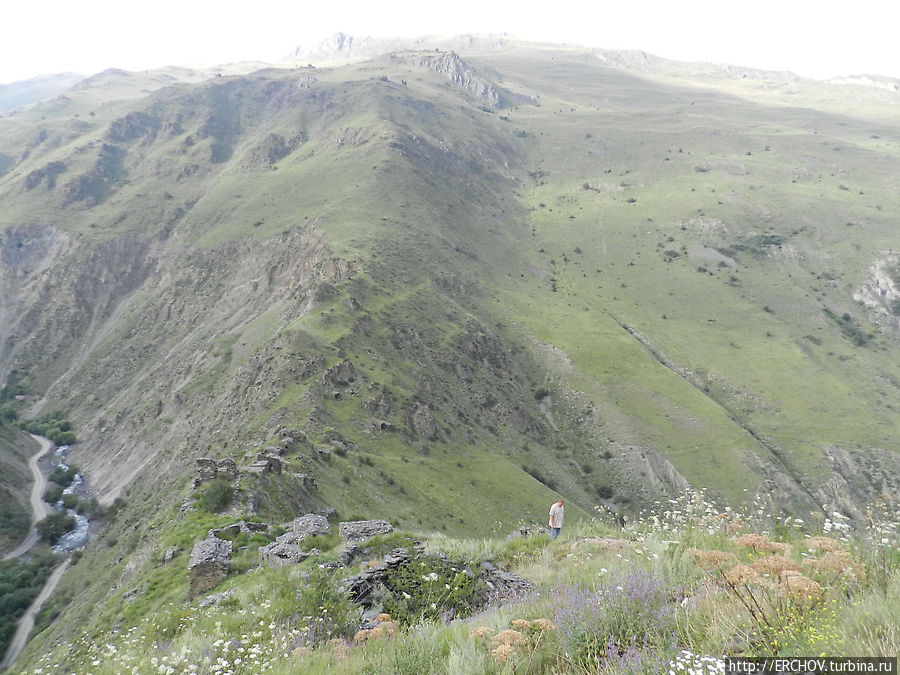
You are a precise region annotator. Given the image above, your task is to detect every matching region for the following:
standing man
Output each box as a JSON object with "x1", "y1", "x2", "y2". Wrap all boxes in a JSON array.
[{"x1": 548, "y1": 499, "x2": 564, "y2": 540}]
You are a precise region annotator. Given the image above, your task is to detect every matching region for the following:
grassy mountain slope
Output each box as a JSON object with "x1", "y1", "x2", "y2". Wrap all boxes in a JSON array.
[
  {"x1": 0, "y1": 422, "x2": 36, "y2": 553},
  {"x1": 1, "y1": 40, "x2": 899, "y2": 670}
]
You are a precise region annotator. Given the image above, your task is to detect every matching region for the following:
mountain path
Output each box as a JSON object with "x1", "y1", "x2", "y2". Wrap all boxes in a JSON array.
[{"x1": 3, "y1": 434, "x2": 53, "y2": 560}]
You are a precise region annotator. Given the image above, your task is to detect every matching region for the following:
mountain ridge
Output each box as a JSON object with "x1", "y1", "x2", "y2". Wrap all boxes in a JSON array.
[{"x1": 1, "y1": 37, "x2": 899, "y2": 670}]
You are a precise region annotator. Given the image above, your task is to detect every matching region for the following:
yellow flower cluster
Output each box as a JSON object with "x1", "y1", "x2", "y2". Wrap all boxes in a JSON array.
[
  {"x1": 469, "y1": 618, "x2": 557, "y2": 663},
  {"x1": 352, "y1": 613, "x2": 397, "y2": 643},
  {"x1": 778, "y1": 571, "x2": 823, "y2": 605},
  {"x1": 687, "y1": 548, "x2": 737, "y2": 570},
  {"x1": 735, "y1": 533, "x2": 790, "y2": 555},
  {"x1": 751, "y1": 555, "x2": 802, "y2": 577}
]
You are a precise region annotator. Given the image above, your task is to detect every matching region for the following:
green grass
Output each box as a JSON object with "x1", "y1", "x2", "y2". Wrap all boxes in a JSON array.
[{"x1": 19, "y1": 492, "x2": 900, "y2": 673}]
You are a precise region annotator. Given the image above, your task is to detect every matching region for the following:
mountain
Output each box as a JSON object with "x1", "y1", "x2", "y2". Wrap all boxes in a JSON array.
[
  {"x1": 0, "y1": 74, "x2": 85, "y2": 113},
  {"x1": 1, "y1": 36, "x2": 899, "y2": 670}
]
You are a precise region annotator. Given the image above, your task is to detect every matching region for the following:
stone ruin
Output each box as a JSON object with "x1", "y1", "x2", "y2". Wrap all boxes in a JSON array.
[
  {"x1": 339, "y1": 519, "x2": 393, "y2": 543},
  {"x1": 246, "y1": 452, "x2": 285, "y2": 475},
  {"x1": 188, "y1": 534, "x2": 232, "y2": 598},
  {"x1": 258, "y1": 513, "x2": 331, "y2": 568},
  {"x1": 194, "y1": 457, "x2": 239, "y2": 486}
]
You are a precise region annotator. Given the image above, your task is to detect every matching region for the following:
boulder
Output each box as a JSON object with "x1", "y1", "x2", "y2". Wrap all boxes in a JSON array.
[
  {"x1": 188, "y1": 535, "x2": 232, "y2": 598},
  {"x1": 339, "y1": 520, "x2": 393, "y2": 543}
]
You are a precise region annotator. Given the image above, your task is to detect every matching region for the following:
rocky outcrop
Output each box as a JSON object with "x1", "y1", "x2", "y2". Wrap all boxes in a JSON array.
[
  {"x1": 321, "y1": 360, "x2": 361, "y2": 398},
  {"x1": 854, "y1": 256, "x2": 900, "y2": 332},
  {"x1": 406, "y1": 400, "x2": 437, "y2": 440},
  {"x1": 257, "y1": 514, "x2": 328, "y2": 568},
  {"x1": 209, "y1": 521, "x2": 269, "y2": 539},
  {"x1": 506, "y1": 524, "x2": 549, "y2": 540},
  {"x1": 188, "y1": 535, "x2": 232, "y2": 598},
  {"x1": 412, "y1": 51, "x2": 504, "y2": 107},
  {"x1": 343, "y1": 546, "x2": 415, "y2": 602},
  {"x1": 339, "y1": 520, "x2": 393, "y2": 543}
]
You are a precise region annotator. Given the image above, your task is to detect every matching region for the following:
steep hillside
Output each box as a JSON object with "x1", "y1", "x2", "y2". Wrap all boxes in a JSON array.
[
  {"x1": 1, "y1": 39, "x2": 899, "y2": 670},
  {"x1": 0, "y1": 421, "x2": 36, "y2": 553}
]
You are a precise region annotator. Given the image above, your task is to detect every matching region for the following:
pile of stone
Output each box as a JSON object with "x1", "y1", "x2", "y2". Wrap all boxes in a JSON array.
[{"x1": 258, "y1": 513, "x2": 330, "y2": 568}]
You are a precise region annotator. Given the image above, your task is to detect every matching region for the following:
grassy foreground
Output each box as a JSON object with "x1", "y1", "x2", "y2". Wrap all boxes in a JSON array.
[{"x1": 19, "y1": 492, "x2": 897, "y2": 675}]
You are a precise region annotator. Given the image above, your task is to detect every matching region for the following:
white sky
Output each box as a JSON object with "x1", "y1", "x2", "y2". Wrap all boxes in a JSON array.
[{"x1": 1, "y1": 0, "x2": 898, "y2": 85}]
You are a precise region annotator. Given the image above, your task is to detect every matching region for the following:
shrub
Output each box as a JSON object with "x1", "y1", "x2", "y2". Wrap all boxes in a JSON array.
[
  {"x1": 377, "y1": 554, "x2": 484, "y2": 625},
  {"x1": 43, "y1": 485, "x2": 64, "y2": 505},
  {"x1": 36, "y1": 511, "x2": 76, "y2": 544},
  {"x1": 197, "y1": 479, "x2": 234, "y2": 513}
]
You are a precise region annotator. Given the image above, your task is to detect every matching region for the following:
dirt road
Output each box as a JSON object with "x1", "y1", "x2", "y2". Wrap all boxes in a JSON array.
[{"x1": 3, "y1": 434, "x2": 54, "y2": 561}]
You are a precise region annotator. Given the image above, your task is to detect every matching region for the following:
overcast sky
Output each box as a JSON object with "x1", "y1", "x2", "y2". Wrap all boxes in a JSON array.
[{"x1": 2, "y1": 0, "x2": 897, "y2": 84}]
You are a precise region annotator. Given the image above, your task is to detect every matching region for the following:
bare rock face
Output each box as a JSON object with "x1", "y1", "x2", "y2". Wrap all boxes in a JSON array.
[
  {"x1": 854, "y1": 256, "x2": 900, "y2": 332},
  {"x1": 188, "y1": 535, "x2": 232, "y2": 598},
  {"x1": 339, "y1": 520, "x2": 393, "y2": 543},
  {"x1": 406, "y1": 401, "x2": 437, "y2": 440}
]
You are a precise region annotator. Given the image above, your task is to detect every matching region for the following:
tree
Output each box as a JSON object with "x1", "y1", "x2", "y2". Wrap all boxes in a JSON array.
[{"x1": 36, "y1": 512, "x2": 75, "y2": 544}]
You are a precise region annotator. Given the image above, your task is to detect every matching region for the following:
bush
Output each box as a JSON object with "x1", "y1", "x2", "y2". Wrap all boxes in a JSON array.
[
  {"x1": 49, "y1": 465, "x2": 78, "y2": 488},
  {"x1": 377, "y1": 554, "x2": 484, "y2": 625},
  {"x1": 198, "y1": 479, "x2": 234, "y2": 513},
  {"x1": 43, "y1": 485, "x2": 64, "y2": 505},
  {"x1": 36, "y1": 511, "x2": 76, "y2": 544}
]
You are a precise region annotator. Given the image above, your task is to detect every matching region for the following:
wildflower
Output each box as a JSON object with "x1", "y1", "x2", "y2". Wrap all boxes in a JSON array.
[
  {"x1": 376, "y1": 613, "x2": 392, "y2": 623},
  {"x1": 778, "y1": 571, "x2": 823, "y2": 605},
  {"x1": 511, "y1": 619, "x2": 531, "y2": 630},
  {"x1": 805, "y1": 536, "x2": 844, "y2": 553},
  {"x1": 752, "y1": 555, "x2": 802, "y2": 577},
  {"x1": 469, "y1": 626, "x2": 493, "y2": 640},
  {"x1": 491, "y1": 643, "x2": 516, "y2": 664},
  {"x1": 722, "y1": 565, "x2": 761, "y2": 585},
  {"x1": 735, "y1": 533, "x2": 789, "y2": 554},
  {"x1": 491, "y1": 630, "x2": 527, "y2": 647},
  {"x1": 532, "y1": 618, "x2": 557, "y2": 632},
  {"x1": 693, "y1": 550, "x2": 737, "y2": 570}
]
